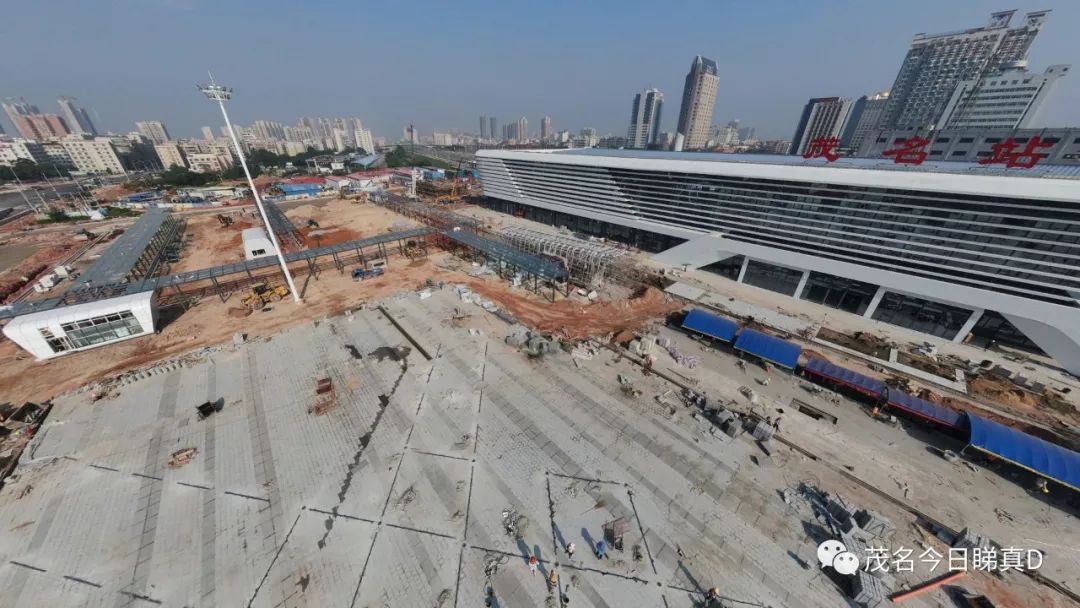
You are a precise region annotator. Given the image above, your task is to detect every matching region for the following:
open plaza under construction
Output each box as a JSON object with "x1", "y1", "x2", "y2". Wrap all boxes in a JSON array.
[{"x1": 0, "y1": 182, "x2": 1078, "y2": 608}]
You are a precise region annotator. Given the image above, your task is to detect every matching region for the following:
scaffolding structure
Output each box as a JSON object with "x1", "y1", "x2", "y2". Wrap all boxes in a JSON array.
[
  {"x1": 498, "y1": 226, "x2": 627, "y2": 287},
  {"x1": 264, "y1": 200, "x2": 305, "y2": 251},
  {"x1": 0, "y1": 228, "x2": 433, "y2": 319},
  {"x1": 375, "y1": 195, "x2": 482, "y2": 232}
]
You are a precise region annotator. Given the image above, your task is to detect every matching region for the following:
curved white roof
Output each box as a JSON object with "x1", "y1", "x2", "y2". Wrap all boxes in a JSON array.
[
  {"x1": 478, "y1": 149, "x2": 1080, "y2": 203},
  {"x1": 1, "y1": 291, "x2": 155, "y2": 348}
]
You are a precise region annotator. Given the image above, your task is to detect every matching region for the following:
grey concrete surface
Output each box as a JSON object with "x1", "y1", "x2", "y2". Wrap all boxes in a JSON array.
[{"x1": 0, "y1": 288, "x2": 1068, "y2": 607}]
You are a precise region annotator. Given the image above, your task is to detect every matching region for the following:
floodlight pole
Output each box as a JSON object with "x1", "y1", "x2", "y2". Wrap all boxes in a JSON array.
[{"x1": 198, "y1": 77, "x2": 301, "y2": 303}]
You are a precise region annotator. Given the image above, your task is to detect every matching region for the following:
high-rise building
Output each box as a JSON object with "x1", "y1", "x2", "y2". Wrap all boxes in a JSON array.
[
  {"x1": 480, "y1": 115, "x2": 488, "y2": 139},
  {"x1": 541, "y1": 116, "x2": 552, "y2": 141},
  {"x1": 27, "y1": 114, "x2": 70, "y2": 139},
  {"x1": 0, "y1": 139, "x2": 48, "y2": 166},
  {"x1": 737, "y1": 126, "x2": 756, "y2": 142},
  {"x1": 489, "y1": 117, "x2": 497, "y2": 142},
  {"x1": 2, "y1": 98, "x2": 41, "y2": 140},
  {"x1": 135, "y1": 121, "x2": 171, "y2": 144},
  {"x1": 404, "y1": 124, "x2": 419, "y2": 144},
  {"x1": 57, "y1": 97, "x2": 96, "y2": 135},
  {"x1": 201, "y1": 126, "x2": 215, "y2": 141},
  {"x1": 60, "y1": 135, "x2": 127, "y2": 174},
  {"x1": 253, "y1": 120, "x2": 286, "y2": 141},
  {"x1": 627, "y1": 88, "x2": 663, "y2": 149},
  {"x1": 675, "y1": 56, "x2": 720, "y2": 151},
  {"x1": 789, "y1": 97, "x2": 854, "y2": 155},
  {"x1": 880, "y1": 10, "x2": 1051, "y2": 130},
  {"x1": 712, "y1": 120, "x2": 741, "y2": 147},
  {"x1": 154, "y1": 143, "x2": 187, "y2": 170},
  {"x1": 517, "y1": 117, "x2": 528, "y2": 143},
  {"x1": 840, "y1": 91, "x2": 890, "y2": 151},
  {"x1": 938, "y1": 63, "x2": 1069, "y2": 130},
  {"x1": 355, "y1": 128, "x2": 374, "y2": 153}
]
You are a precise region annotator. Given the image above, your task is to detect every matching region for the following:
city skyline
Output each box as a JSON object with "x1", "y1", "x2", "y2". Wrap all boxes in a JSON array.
[{"x1": 1, "y1": 1, "x2": 1077, "y2": 141}]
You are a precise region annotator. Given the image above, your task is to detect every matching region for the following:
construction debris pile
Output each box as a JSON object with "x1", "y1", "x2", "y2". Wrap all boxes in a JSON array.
[
  {"x1": 501, "y1": 508, "x2": 530, "y2": 539},
  {"x1": 505, "y1": 324, "x2": 559, "y2": 358},
  {"x1": 798, "y1": 482, "x2": 895, "y2": 608},
  {"x1": 168, "y1": 447, "x2": 197, "y2": 468}
]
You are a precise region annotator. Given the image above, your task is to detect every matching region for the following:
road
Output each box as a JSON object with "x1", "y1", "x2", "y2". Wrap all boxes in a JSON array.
[{"x1": 0, "y1": 175, "x2": 131, "y2": 211}]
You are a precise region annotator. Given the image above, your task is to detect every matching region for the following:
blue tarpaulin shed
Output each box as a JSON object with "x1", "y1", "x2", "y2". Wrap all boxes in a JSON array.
[
  {"x1": 733, "y1": 328, "x2": 801, "y2": 369},
  {"x1": 966, "y1": 414, "x2": 1080, "y2": 491},
  {"x1": 804, "y1": 358, "x2": 886, "y2": 398},
  {"x1": 681, "y1": 309, "x2": 739, "y2": 342},
  {"x1": 885, "y1": 390, "x2": 966, "y2": 430},
  {"x1": 278, "y1": 183, "x2": 322, "y2": 195}
]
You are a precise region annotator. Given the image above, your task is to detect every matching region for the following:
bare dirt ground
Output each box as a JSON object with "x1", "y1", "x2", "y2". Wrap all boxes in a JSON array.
[
  {"x1": 0, "y1": 243, "x2": 40, "y2": 273},
  {"x1": 0, "y1": 243, "x2": 684, "y2": 405},
  {"x1": 170, "y1": 211, "x2": 258, "y2": 272},
  {"x1": 0, "y1": 253, "x2": 446, "y2": 403},
  {"x1": 170, "y1": 199, "x2": 419, "y2": 273},
  {"x1": 465, "y1": 281, "x2": 680, "y2": 340}
]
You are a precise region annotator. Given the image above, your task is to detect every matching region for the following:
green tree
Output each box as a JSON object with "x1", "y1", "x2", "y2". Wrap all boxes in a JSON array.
[
  {"x1": 156, "y1": 165, "x2": 214, "y2": 187},
  {"x1": 1, "y1": 159, "x2": 72, "y2": 184}
]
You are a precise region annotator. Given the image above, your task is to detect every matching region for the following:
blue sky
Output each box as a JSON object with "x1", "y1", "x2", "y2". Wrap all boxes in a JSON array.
[{"x1": 1, "y1": 0, "x2": 1077, "y2": 140}]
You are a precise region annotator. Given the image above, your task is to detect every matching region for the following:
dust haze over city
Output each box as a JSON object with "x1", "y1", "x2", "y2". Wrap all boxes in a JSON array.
[{"x1": 0, "y1": 2, "x2": 1079, "y2": 608}]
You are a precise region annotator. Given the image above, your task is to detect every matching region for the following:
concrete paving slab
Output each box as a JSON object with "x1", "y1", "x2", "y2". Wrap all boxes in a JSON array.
[
  {"x1": 0, "y1": 288, "x2": 1065, "y2": 607},
  {"x1": 352, "y1": 525, "x2": 460, "y2": 608},
  {"x1": 383, "y1": 451, "x2": 472, "y2": 539},
  {"x1": 251, "y1": 508, "x2": 377, "y2": 608}
]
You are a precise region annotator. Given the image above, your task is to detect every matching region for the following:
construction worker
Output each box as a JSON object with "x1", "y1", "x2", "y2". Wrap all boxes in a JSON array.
[
  {"x1": 566, "y1": 542, "x2": 576, "y2": 559},
  {"x1": 595, "y1": 540, "x2": 608, "y2": 559},
  {"x1": 548, "y1": 567, "x2": 559, "y2": 591},
  {"x1": 1036, "y1": 478, "x2": 1050, "y2": 495},
  {"x1": 706, "y1": 587, "x2": 721, "y2": 606},
  {"x1": 529, "y1": 554, "x2": 539, "y2": 576}
]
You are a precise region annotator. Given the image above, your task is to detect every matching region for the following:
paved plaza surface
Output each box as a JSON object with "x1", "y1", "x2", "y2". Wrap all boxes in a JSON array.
[{"x1": 0, "y1": 289, "x2": 1073, "y2": 607}]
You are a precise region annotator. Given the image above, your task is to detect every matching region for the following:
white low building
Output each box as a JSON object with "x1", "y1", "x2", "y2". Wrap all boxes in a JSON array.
[
  {"x1": 1, "y1": 292, "x2": 157, "y2": 360},
  {"x1": 242, "y1": 227, "x2": 275, "y2": 261}
]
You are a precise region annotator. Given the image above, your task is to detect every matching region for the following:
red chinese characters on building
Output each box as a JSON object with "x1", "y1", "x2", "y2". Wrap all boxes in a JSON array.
[
  {"x1": 882, "y1": 136, "x2": 930, "y2": 165},
  {"x1": 802, "y1": 137, "x2": 841, "y2": 162},
  {"x1": 979, "y1": 136, "x2": 1054, "y2": 169}
]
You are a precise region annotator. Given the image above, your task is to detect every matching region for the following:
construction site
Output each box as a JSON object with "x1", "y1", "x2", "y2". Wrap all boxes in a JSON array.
[{"x1": 0, "y1": 178, "x2": 1077, "y2": 608}]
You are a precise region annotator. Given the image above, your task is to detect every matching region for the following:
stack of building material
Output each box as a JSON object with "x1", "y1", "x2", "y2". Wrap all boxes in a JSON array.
[
  {"x1": 854, "y1": 509, "x2": 896, "y2": 540},
  {"x1": 952, "y1": 528, "x2": 992, "y2": 552},
  {"x1": 851, "y1": 570, "x2": 888, "y2": 608},
  {"x1": 751, "y1": 419, "x2": 774, "y2": 442},
  {"x1": 826, "y1": 496, "x2": 857, "y2": 533}
]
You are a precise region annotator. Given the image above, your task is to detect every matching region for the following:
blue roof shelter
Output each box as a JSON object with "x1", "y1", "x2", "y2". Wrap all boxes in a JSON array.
[
  {"x1": 965, "y1": 414, "x2": 1080, "y2": 492},
  {"x1": 681, "y1": 309, "x2": 739, "y2": 343},
  {"x1": 885, "y1": 389, "x2": 967, "y2": 430},
  {"x1": 733, "y1": 328, "x2": 802, "y2": 370},
  {"x1": 803, "y1": 358, "x2": 886, "y2": 399}
]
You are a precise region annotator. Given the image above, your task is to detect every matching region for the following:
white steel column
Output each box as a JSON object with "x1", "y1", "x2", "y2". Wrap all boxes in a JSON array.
[
  {"x1": 952, "y1": 308, "x2": 984, "y2": 343},
  {"x1": 199, "y1": 77, "x2": 301, "y2": 303},
  {"x1": 863, "y1": 286, "x2": 887, "y2": 318},
  {"x1": 793, "y1": 270, "x2": 810, "y2": 299},
  {"x1": 736, "y1": 257, "x2": 750, "y2": 283}
]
